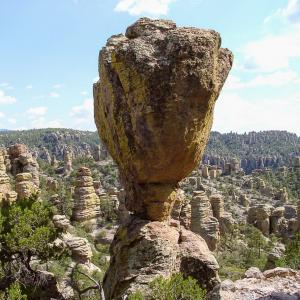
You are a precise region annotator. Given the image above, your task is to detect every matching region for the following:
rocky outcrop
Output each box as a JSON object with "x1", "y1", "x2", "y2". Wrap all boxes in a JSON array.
[
  {"x1": 171, "y1": 189, "x2": 191, "y2": 229},
  {"x1": 53, "y1": 215, "x2": 72, "y2": 232},
  {"x1": 275, "y1": 187, "x2": 289, "y2": 203},
  {"x1": 103, "y1": 217, "x2": 220, "y2": 299},
  {"x1": 15, "y1": 172, "x2": 38, "y2": 200},
  {"x1": 71, "y1": 167, "x2": 101, "y2": 227},
  {"x1": 248, "y1": 204, "x2": 273, "y2": 236},
  {"x1": 0, "y1": 150, "x2": 17, "y2": 204},
  {"x1": 46, "y1": 177, "x2": 59, "y2": 192},
  {"x1": 62, "y1": 233, "x2": 92, "y2": 264},
  {"x1": 94, "y1": 18, "x2": 232, "y2": 299},
  {"x1": 209, "y1": 267, "x2": 300, "y2": 300},
  {"x1": 8, "y1": 144, "x2": 40, "y2": 187},
  {"x1": 270, "y1": 207, "x2": 286, "y2": 235},
  {"x1": 210, "y1": 194, "x2": 224, "y2": 219},
  {"x1": 239, "y1": 193, "x2": 249, "y2": 207},
  {"x1": 190, "y1": 191, "x2": 220, "y2": 251}
]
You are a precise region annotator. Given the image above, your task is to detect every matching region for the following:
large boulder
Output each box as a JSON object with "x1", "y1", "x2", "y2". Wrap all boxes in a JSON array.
[{"x1": 94, "y1": 17, "x2": 233, "y2": 221}]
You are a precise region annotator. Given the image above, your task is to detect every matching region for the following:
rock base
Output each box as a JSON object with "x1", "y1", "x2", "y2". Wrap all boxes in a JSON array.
[{"x1": 103, "y1": 216, "x2": 220, "y2": 299}]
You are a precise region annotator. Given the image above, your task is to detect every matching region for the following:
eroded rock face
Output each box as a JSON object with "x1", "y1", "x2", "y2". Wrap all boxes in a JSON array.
[
  {"x1": 15, "y1": 172, "x2": 39, "y2": 200},
  {"x1": 103, "y1": 217, "x2": 219, "y2": 299},
  {"x1": 0, "y1": 150, "x2": 17, "y2": 204},
  {"x1": 94, "y1": 17, "x2": 233, "y2": 221},
  {"x1": 8, "y1": 144, "x2": 40, "y2": 187},
  {"x1": 94, "y1": 18, "x2": 232, "y2": 299},
  {"x1": 190, "y1": 191, "x2": 220, "y2": 251}
]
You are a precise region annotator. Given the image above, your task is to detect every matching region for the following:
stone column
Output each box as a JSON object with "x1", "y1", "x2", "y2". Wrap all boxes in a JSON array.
[
  {"x1": 210, "y1": 194, "x2": 225, "y2": 219},
  {"x1": 71, "y1": 167, "x2": 101, "y2": 229},
  {"x1": 93, "y1": 18, "x2": 232, "y2": 299},
  {"x1": 191, "y1": 191, "x2": 220, "y2": 251},
  {"x1": 64, "y1": 149, "x2": 73, "y2": 176}
]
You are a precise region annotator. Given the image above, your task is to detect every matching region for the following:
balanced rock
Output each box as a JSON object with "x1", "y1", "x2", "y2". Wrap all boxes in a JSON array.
[
  {"x1": 94, "y1": 17, "x2": 233, "y2": 221},
  {"x1": 71, "y1": 167, "x2": 101, "y2": 227},
  {"x1": 94, "y1": 17, "x2": 232, "y2": 299}
]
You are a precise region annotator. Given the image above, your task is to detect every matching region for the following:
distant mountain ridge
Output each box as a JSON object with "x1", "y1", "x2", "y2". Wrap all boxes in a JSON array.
[{"x1": 0, "y1": 128, "x2": 299, "y2": 172}]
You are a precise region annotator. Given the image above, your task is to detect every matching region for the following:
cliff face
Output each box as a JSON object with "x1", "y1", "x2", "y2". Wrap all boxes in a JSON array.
[{"x1": 94, "y1": 18, "x2": 232, "y2": 299}]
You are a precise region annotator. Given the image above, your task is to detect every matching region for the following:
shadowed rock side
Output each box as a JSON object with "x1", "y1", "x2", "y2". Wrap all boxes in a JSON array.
[
  {"x1": 94, "y1": 17, "x2": 233, "y2": 221},
  {"x1": 93, "y1": 18, "x2": 233, "y2": 299}
]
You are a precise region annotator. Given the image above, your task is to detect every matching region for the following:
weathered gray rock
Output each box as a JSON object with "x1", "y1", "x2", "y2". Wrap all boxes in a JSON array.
[
  {"x1": 208, "y1": 268, "x2": 300, "y2": 300},
  {"x1": 62, "y1": 233, "x2": 92, "y2": 264},
  {"x1": 171, "y1": 189, "x2": 191, "y2": 229},
  {"x1": 103, "y1": 217, "x2": 220, "y2": 299}
]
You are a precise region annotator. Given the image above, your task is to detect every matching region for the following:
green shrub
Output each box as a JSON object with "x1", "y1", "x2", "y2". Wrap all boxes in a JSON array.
[
  {"x1": 128, "y1": 273, "x2": 206, "y2": 300},
  {"x1": 0, "y1": 282, "x2": 27, "y2": 300},
  {"x1": 277, "y1": 233, "x2": 300, "y2": 269},
  {"x1": 0, "y1": 196, "x2": 59, "y2": 296}
]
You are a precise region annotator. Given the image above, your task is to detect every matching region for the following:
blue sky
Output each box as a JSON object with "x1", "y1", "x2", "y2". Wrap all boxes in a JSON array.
[{"x1": 0, "y1": 0, "x2": 300, "y2": 134}]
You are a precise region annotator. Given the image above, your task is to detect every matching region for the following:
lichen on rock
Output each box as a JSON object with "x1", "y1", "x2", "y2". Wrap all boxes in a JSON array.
[{"x1": 94, "y1": 17, "x2": 233, "y2": 221}]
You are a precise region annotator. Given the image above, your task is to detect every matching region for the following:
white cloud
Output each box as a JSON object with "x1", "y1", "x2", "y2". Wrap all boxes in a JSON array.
[
  {"x1": 49, "y1": 92, "x2": 60, "y2": 98},
  {"x1": 225, "y1": 70, "x2": 300, "y2": 90},
  {"x1": 0, "y1": 112, "x2": 4, "y2": 118},
  {"x1": 265, "y1": 0, "x2": 300, "y2": 24},
  {"x1": 0, "y1": 82, "x2": 13, "y2": 90},
  {"x1": 81, "y1": 91, "x2": 88, "y2": 96},
  {"x1": 27, "y1": 106, "x2": 48, "y2": 118},
  {"x1": 115, "y1": 0, "x2": 175, "y2": 16},
  {"x1": 53, "y1": 84, "x2": 63, "y2": 89},
  {"x1": 70, "y1": 99, "x2": 93, "y2": 118},
  {"x1": 281, "y1": 0, "x2": 300, "y2": 22},
  {"x1": 26, "y1": 85, "x2": 33, "y2": 89},
  {"x1": 30, "y1": 117, "x2": 64, "y2": 128},
  {"x1": 8, "y1": 118, "x2": 16, "y2": 124},
  {"x1": 242, "y1": 28, "x2": 300, "y2": 72},
  {"x1": 213, "y1": 92, "x2": 300, "y2": 135},
  {"x1": 0, "y1": 90, "x2": 17, "y2": 104}
]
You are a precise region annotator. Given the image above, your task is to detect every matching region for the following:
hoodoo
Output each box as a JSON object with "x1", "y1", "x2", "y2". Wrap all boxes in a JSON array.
[{"x1": 94, "y1": 18, "x2": 233, "y2": 299}]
